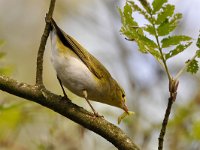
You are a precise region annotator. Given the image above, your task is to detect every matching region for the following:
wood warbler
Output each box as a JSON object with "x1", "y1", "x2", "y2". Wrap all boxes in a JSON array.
[{"x1": 50, "y1": 18, "x2": 129, "y2": 116}]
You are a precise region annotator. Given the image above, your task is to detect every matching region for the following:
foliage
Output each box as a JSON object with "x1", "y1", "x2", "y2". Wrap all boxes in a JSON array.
[
  {"x1": 196, "y1": 31, "x2": 200, "y2": 48},
  {"x1": 119, "y1": 0, "x2": 200, "y2": 76},
  {"x1": 186, "y1": 59, "x2": 199, "y2": 74},
  {"x1": 0, "y1": 103, "x2": 25, "y2": 139},
  {"x1": 0, "y1": 40, "x2": 12, "y2": 75},
  {"x1": 119, "y1": 1, "x2": 200, "y2": 149},
  {"x1": 168, "y1": 100, "x2": 200, "y2": 149}
]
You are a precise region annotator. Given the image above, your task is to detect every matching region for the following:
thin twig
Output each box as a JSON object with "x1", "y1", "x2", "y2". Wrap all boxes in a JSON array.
[
  {"x1": 158, "y1": 97, "x2": 174, "y2": 150},
  {"x1": 35, "y1": 0, "x2": 56, "y2": 87},
  {"x1": 174, "y1": 52, "x2": 198, "y2": 80},
  {"x1": 151, "y1": 20, "x2": 171, "y2": 81},
  {"x1": 158, "y1": 49, "x2": 199, "y2": 150},
  {"x1": 148, "y1": 11, "x2": 175, "y2": 150},
  {"x1": 158, "y1": 79, "x2": 178, "y2": 150}
]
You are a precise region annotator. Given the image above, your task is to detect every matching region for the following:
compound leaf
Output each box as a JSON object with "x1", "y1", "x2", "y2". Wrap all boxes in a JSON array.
[
  {"x1": 165, "y1": 42, "x2": 192, "y2": 59},
  {"x1": 119, "y1": 3, "x2": 143, "y2": 40},
  {"x1": 196, "y1": 50, "x2": 200, "y2": 58},
  {"x1": 152, "y1": 0, "x2": 167, "y2": 13},
  {"x1": 161, "y1": 35, "x2": 192, "y2": 48},
  {"x1": 186, "y1": 59, "x2": 199, "y2": 74},
  {"x1": 156, "y1": 4, "x2": 175, "y2": 24},
  {"x1": 144, "y1": 25, "x2": 156, "y2": 35},
  {"x1": 157, "y1": 13, "x2": 182, "y2": 36},
  {"x1": 136, "y1": 35, "x2": 161, "y2": 58},
  {"x1": 120, "y1": 3, "x2": 137, "y2": 27},
  {"x1": 196, "y1": 31, "x2": 200, "y2": 48},
  {"x1": 138, "y1": 0, "x2": 152, "y2": 13},
  {"x1": 128, "y1": 1, "x2": 152, "y2": 22}
]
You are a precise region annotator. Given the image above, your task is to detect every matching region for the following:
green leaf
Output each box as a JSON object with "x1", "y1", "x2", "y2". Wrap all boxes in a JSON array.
[
  {"x1": 147, "y1": 47, "x2": 161, "y2": 59},
  {"x1": 128, "y1": 1, "x2": 152, "y2": 22},
  {"x1": 165, "y1": 42, "x2": 192, "y2": 59},
  {"x1": 0, "y1": 40, "x2": 4, "y2": 46},
  {"x1": 138, "y1": 42, "x2": 148, "y2": 53},
  {"x1": 0, "y1": 103, "x2": 23, "y2": 138},
  {"x1": 0, "y1": 40, "x2": 5, "y2": 59},
  {"x1": 119, "y1": 3, "x2": 143, "y2": 40},
  {"x1": 0, "y1": 67, "x2": 12, "y2": 75},
  {"x1": 120, "y1": 26, "x2": 144, "y2": 41},
  {"x1": 137, "y1": 41, "x2": 161, "y2": 58},
  {"x1": 121, "y1": 3, "x2": 138, "y2": 27},
  {"x1": 138, "y1": 0, "x2": 152, "y2": 13},
  {"x1": 191, "y1": 121, "x2": 200, "y2": 140},
  {"x1": 138, "y1": 35, "x2": 158, "y2": 48},
  {"x1": 133, "y1": 34, "x2": 160, "y2": 58},
  {"x1": 136, "y1": 35, "x2": 161, "y2": 58},
  {"x1": 144, "y1": 25, "x2": 156, "y2": 35},
  {"x1": 0, "y1": 52, "x2": 5, "y2": 59},
  {"x1": 157, "y1": 19, "x2": 175, "y2": 36},
  {"x1": 156, "y1": 4, "x2": 175, "y2": 24},
  {"x1": 152, "y1": 0, "x2": 167, "y2": 13},
  {"x1": 0, "y1": 40, "x2": 5, "y2": 51},
  {"x1": 169, "y1": 13, "x2": 182, "y2": 26},
  {"x1": 186, "y1": 59, "x2": 199, "y2": 74},
  {"x1": 196, "y1": 50, "x2": 200, "y2": 58},
  {"x1": 157, "y1": 13, "x2": 182, "y2": 36},
  {"x1": 161, "y1": 35, "x2": 192, "y2": 48},
  {"x1": 196, "y1": 31, "x2": 200, "y2": 48}
]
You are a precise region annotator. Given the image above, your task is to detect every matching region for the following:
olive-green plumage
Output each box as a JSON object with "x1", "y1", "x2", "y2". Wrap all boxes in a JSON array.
[{"x1": 50, "y1": 18, "x2": 128, "y2": 114}]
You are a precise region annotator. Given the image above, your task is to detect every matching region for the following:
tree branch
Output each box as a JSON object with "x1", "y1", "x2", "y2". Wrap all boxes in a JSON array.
[
  {"x1": 2, "y1": 0, "x2": 140, "y2": 149},
  {"x1": 36, "y1": 0, "x2": 56, "y2": 86},
  {"x1": 158, "y1": 97, "x2": 174, "y2": 150},
  {"x1": 0, "y1": 75, "x2": 140, "y2": 150},
  {"x1": 158, "y1": 80, "x2": 178, "y2": 150}
]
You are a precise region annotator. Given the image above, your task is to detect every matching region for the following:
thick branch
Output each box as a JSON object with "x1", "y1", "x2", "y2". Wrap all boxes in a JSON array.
[
  {"x1": 36, "y1": 0, "x2": 56, "y2": 86},
  {"x1": 0, "y1": 75, "x2": 140, "y2": 150}
]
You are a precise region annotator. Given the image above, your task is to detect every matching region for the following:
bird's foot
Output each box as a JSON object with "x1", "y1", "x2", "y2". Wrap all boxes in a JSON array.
[
  {"x1": 93, "y1": 111, "x2": 104, "y2": 118},
  {"x1": 60, "y1": 94, "x2": 71, "y2": 102}
]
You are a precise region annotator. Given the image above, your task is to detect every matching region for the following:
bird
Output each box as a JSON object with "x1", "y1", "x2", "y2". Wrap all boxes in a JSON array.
[{"x1": 49, "y1": 18, "x2": 129, "y2": 116}]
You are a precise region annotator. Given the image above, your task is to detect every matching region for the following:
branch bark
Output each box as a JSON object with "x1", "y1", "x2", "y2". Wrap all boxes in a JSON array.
[
  {"x1": 36, "y1": 0, "x2": 56, "y2": 86},
  {"x1": 158, "y1": 97, "x2": 173, "y2": 150},
  {"x1": 1, "y1": 0, "x2": 140, "y2": 149},
  {"x1": 158, "y1": 80, "x2": 178, "y2": 150},
  {"x1": 0, "y1": 75, "x2": 140, "y2": 150}
]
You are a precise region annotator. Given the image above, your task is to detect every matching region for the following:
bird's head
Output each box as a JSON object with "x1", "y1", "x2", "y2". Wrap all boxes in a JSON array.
[{"x1": 108, "y1": 79, "x2": 129, "y2": 114}]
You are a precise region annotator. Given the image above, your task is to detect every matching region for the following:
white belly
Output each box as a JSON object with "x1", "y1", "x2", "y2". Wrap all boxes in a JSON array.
[
  {"x1": 50, "y1": 31, "x2": 98, "y2": 98},
  {"x1": 53, "y1": 54, "x2": 98, "y2": 96}
]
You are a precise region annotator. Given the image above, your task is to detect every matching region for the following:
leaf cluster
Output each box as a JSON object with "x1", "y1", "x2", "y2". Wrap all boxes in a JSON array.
[
  {"x1": 0, "y1": 40, "x2": 12, "y2": 75},
  {"x1": 119, "y1": 0, "x2": 200, "y2": 75}
]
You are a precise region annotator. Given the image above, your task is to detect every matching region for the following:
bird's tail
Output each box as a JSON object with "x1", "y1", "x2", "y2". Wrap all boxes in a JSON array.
[{"x1": 49, "y1": 18, "x2": 71, "y2": 48}]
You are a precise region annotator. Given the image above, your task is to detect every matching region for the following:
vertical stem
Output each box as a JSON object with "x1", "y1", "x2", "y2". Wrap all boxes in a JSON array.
[
  {"x1": 35, "y1": 0, "x2": 56, "y2": 86},
  {"x1": 158, "y1": 97, "x2": 174, "y2": 150},
  {"x1": 174, "y1": 53, "x2": 198, "y2": 80},
  {"x1": 149, "y1": 14, "x2": 175, "y2": 150},
  {"x1": 150, "y1": 18, "x2": 171, "y2": 81},
  {"x1": 154, "y1": 34, "x2": 171, "y2": 81}
]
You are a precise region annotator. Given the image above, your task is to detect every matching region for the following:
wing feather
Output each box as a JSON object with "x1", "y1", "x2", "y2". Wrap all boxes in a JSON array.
[{"x1": 50, "y1": 18, "x2": 111, "y2": 79}]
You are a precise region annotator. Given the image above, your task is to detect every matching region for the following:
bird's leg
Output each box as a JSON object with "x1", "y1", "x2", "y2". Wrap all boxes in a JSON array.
[
  {"x1": 83, "y1": 90, "x2": 103, "y2": 117},
  {"x1": 57, "y1": 76, "x2": 69, "y2": 100}
]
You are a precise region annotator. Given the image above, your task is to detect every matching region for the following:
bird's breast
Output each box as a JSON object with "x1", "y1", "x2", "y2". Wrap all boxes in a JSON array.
[{"x1": 51, "y1": 41, "x2": 100, "y2": 98}]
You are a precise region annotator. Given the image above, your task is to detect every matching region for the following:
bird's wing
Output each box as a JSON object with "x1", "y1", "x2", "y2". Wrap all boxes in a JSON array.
[{"x1": 50, "y1": 18, "x2": 111, "y2": 79}]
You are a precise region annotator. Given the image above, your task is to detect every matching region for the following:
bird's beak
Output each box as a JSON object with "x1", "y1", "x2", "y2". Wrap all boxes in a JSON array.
[{"x1": 121, "y1": 102, "x2": 129, "y2": 114}]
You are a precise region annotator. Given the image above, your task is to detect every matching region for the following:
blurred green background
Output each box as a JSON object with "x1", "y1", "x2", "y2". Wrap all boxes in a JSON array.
[{"x1": 0, "y1": 0, "x2": 200, "y2": 150}]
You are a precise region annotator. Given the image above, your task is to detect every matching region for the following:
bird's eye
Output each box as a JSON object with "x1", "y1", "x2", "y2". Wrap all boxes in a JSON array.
[{"x1": 122, "y1": 93, "x2": 125, "y2": 98}]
